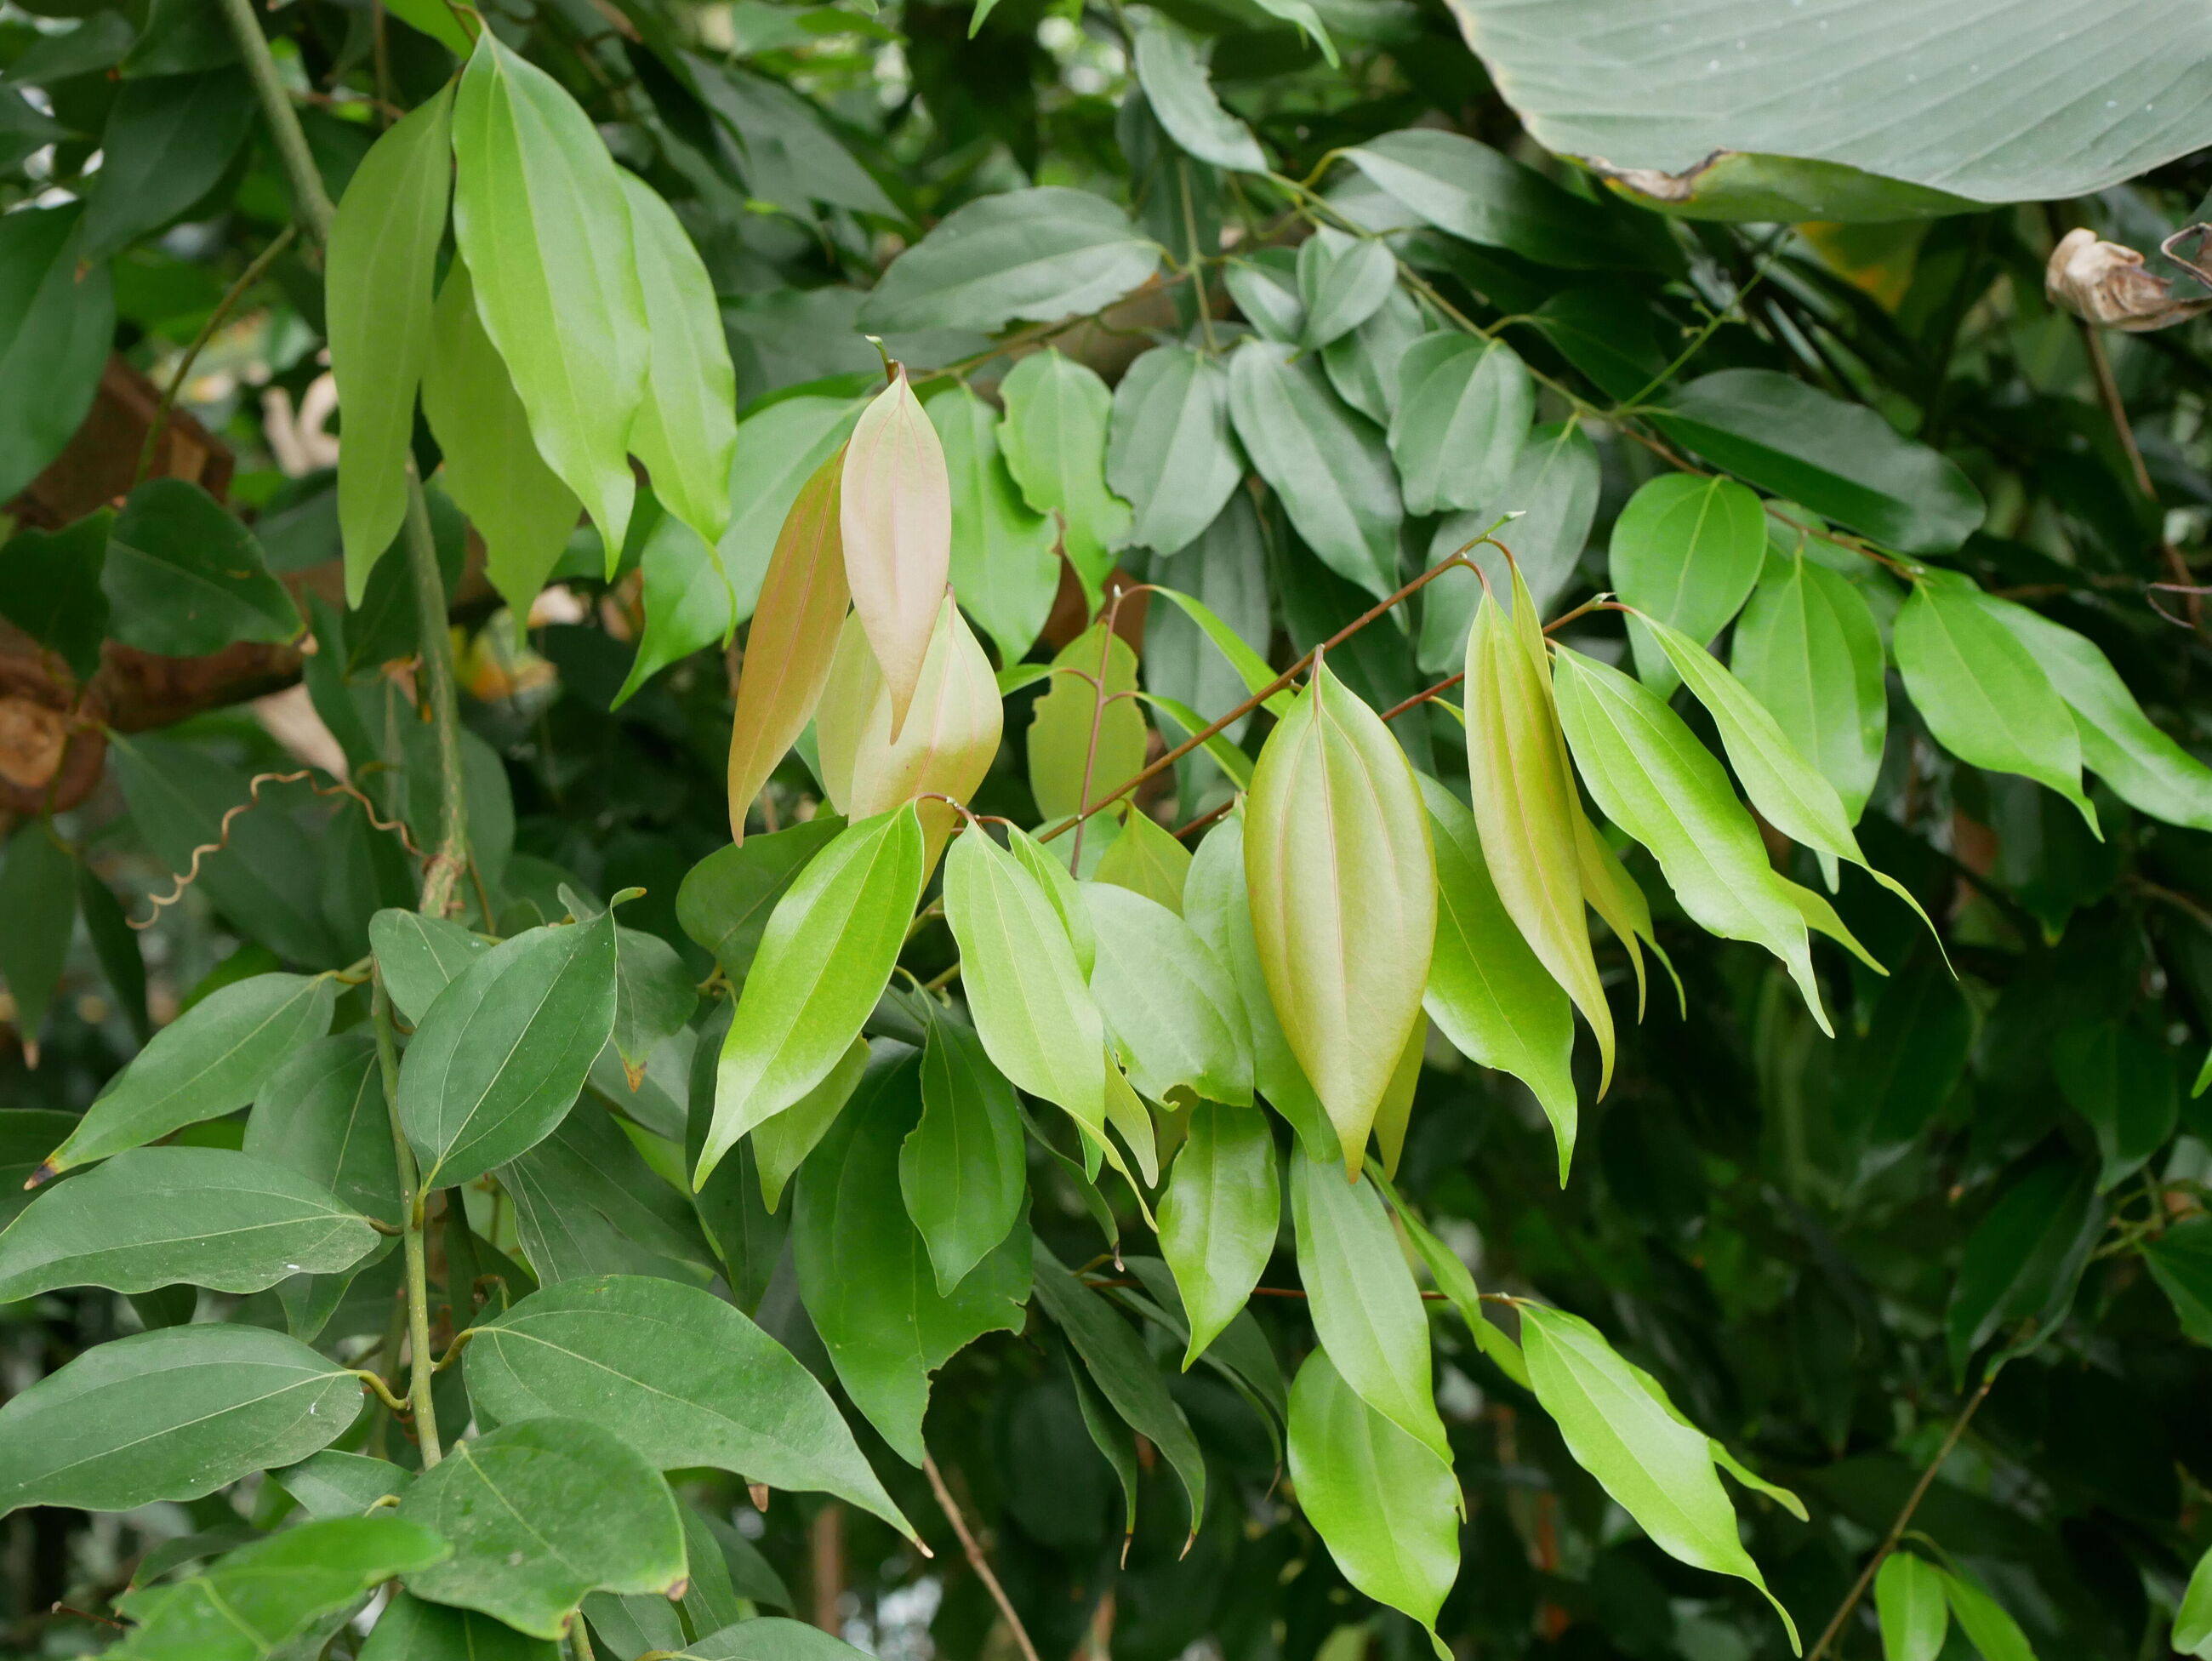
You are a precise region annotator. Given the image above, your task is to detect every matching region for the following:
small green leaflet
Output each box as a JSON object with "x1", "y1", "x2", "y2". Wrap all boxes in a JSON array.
[
  {"x1": 903, "y1": 1010, "x2": 1027, "y2": 1295},
  {"x1": 271, "y1": 1450, "x2": 414, "y2": 1521},
  {"x1": 1157, "y1": 1102, "x2": 1278, "y2": 1366},
  {"x1": 1608, "y1": 472, "x2": 1764, "y2": 692},
  {"x1": 1731, "y1": 552, "x2": 1888, "y2": 823},
  {"x1": 1875, "y1": 1552, "x2": 1948, "y2": 1661}
]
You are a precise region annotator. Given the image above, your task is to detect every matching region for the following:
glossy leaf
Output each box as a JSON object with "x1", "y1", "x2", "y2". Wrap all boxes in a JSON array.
[
  {"x1": 1732, "y1": 553, "x2": 1888, "y2": 822},
  {"x1": 398, "y1": 1416, "x2": 687, "y2": 1640},
  {"x1": 0, "y1": 824, "x2": 72, "y2": 1065},
  {"x1": 0, "y1": 204, "x2": 112, "y2": 503},
  {"x1": 904, "y1": 1010, "x2": 1027, "y2": 1294},
  {"x1": 0, "y1": 1324, "x2": 363, "y2": 1514},
  {"x1": 841, "y1": 368, "x2": 950, "y2": 736},
  {"x1": 1939, "y1": 1568, "x2": 2038, "y2": 1661},
  {"x1": 1945, "y1": 1159, "x2": 2101, "y2": 1381},
  {"x1": 329, "y1": 85, "x2": 453, "y2": 601},
  {"x1": 857, "y1": 187, "x2": 1160, "y2": 334},
  {"x1": 621, "y1": 173, "x2": 738, "y2": 551},
  {"x1": 1158, "y1": 1102, "x2": 1277, "y2": 1366},
  {"x1": 927, "y1": 384, "x2": 1058, "y2": 667},
  {"x1": 1027, "y1": 621, "x2": 1146, "y2": 825},
  {"x1": 1132, "y1": 19, "x2": 1264, "y2": 172},
  {"x1": 753, "y1": 1035, "x2": 870, "y2": 1213},
  {"x1": 1109, "y1": 345, "x2": 1245, "y2": 559},
  {"x1": 696, "y1": 807, "x2": 926, "y2": 1184},
  {"x1": 452, "y1": 31, "x2": 647, "y2": 568},
  {"x1": 677, "y1": 818, "x2": 847, "y2": 985},
  {"x1": 1609, "y1": 472, "x2": 1765, "y2": 688},
  {"x1": 40, "y1": 973, "x2": 338, "y2": 1179},
  {"x1": 1084, "y1": 881, "x2": 1251, "y2": 1105},
  {"x1": 103, "y1": 481, "x2": 296, "y2": 656},
  {"x1": 1388, "y1": 334, "x2": 1532, "y2": 517},
  {"x1": 2180, "y1": 1545, "x2": 2212, "y2": 1656},
  {"x1": 1875, "y1": 1552, "x2": 1948, "y2": 1661},
  {"x1": 2144, "y1": 1217, "x2": 2212, "y2": 1346}
]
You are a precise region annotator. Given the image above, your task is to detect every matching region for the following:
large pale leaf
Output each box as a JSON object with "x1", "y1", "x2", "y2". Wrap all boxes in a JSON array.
[
  {"x1": 1109, "y1": 345, "x2": 1245, "y2": 558},
  {"x1": 1157, "y1": 1102, "x2": 1278, "y2": 1367},
  {"x1": 329, "y1": 85, "x2": 453, "y2": 602},
  {"x1": 1083, "y1": 881, "x2": 1251, "y2": 1105},
  {"x1": 841, "y1": 368, "x2": 949, "y2": 736},
  {"x1": 998, "y1": 349, "x2": 1132, "y2": 604},
  {"x1": 0, "y1": 1325, "x2": 363, "y2": 1514},
  {"x1": 903, "y1": 1010, "x2": 1027, "y2": 1296},
  {"x1": 1388, "y1": 334, "x2": 1531, "y2": 517},
  {"x1": 1245, "y1": 662, "x2": 1434, "y2": 1172},
  {"x1": 620, "y1": 174, "x2": 738, "y2": 551},
  {"x1": 696, "y1": 807, "x2": 926, "y2": 1184},
  {"x1": 452, "y1": 31, "x2": 647, "y2": 568},
  {"x1": 926, "y1": 384, "x2": 1058, "y2": 668},
  {"x1": 857, "y1": 187, "x2": 1160, "y2": 334},
  {"x1": 1731, "y1": 552, "x2": 1888, "y2": 822},
  {"x1": 398, "y1": 1417, "x2": 686, "y2": 1639}
]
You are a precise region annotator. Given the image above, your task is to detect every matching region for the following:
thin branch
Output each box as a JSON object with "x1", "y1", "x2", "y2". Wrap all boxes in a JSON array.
[
  {"x1": 922, "y1": 1454, "x2": 1041, "y2": 1661},
  {"x1": 2078, "y1": 317, "x2": 2156, "y2": 501},
  {"x1": 137, "y1": 225, "x2": 297, "y2": 487}
]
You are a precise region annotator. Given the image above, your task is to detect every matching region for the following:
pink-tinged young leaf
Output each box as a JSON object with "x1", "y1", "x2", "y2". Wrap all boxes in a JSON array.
[{"x1": 841, "y1": 367, "x2": 951, "y2": 741}]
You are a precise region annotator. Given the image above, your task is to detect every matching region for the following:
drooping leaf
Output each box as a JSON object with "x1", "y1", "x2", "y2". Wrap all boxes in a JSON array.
[
  {"x1": 620, "y1": 173, "x2": 738, "y2": 551},
  {"x1": 1378, "y1": 1177, "x2": 1530, "y2": 1387},
  {"x1": 1608, "y1": 472, "x2": 1765, "y2": 689},
  {"x1": 1090, "y1": 802, "x2": 1193, "y2": 912},
  {"x1": 616, "y1": 514, "x2": 739, "y2": 707},
  {"x1": 903, "y1": 1009, "x2": 1027, "y2": 1295},
  {"x1": 39, "y1": 973, "x2": 338, "y2": 1179},
  {"x1": 0, "y1": 824, "x2": 73, "y2": 1066},
  {"x1": 1109, "y1": 345, "x2": 1246, "y2": 560},
  {"x1": 452, "y1": 31, "x2": 647, "y2": 568},
  {"x1": 1287, "y1": 1349, "x2": 1457, "y2": 1657},
  {"x1": 81, "y1": 68, "x2": 254, "y2": 261},
  {"x1": 1343, "y1": 128, "x2": 1662, "y2": 269},
  {"x1": 1419, "y1": 420, "x2": 1599, "y2": 670},
  {"x1": 1084, "y1": 881, "x2": 1251, "y2": 1105},
  {"x1": 1938, "y1": 1568, "x2": 2038, "y2": 1661},
  {"x1": 0, "y1": 1324, "x2": 364, "y2": 1514},
  {"x1": 1945, "y1": 1158, "x2": 2102, "y2": 1382},
  {"x1": 676, "y1": 818, "x2": 847, "y2": 985},
  {"x1": 926, "y1": 384, "x2": 1058, "y2": 668},
  {"x1": 398, "y1": 911, "x2": 620, "y2": 1190},
  {"x1": 0, "y1": 203, "x2": 113, "y2": 503},
  {"x1": 1388, "y1": 334, "x2": 1532, "y2": 517},
  {"x1": 1245, "y1": 662, "x2": 1434, "y2": 1172},
  {"x1": 1027, "y1": 621, "x2": 1147, "y2": 825},
  {"x1": 1732, "y1": 552, "x2": 1889, "y2": 822},
  {"x1": 329, "y1": 84, "x2": 453, "y2": 602},
  {"x1": 1131, "y1": 19, "x2": 1266, "y2": 172},
  {"x1": 2053, "y1": 1021, "x2": 2179, "y2": 1193},
  {"x1": 362, "y1": 1594, "x2": 558, "y2": 1661},
  {"x1": 2143, "y1": 1217, "x2": 2212, "y2": 1346},
  {"x1": 857, "y1": 187, "x2": 1160, "y2": 334},
  {"x1": 102, "y1": 481, "x2": 296, "y2": 657},
  {"x1": 695, "y1": 807, "x2": 926, "y2": 1184},
  {"x1": 793, "y1": 1051, "x2": 1030, "y2": 1464},
  {"x1": 1297, "y1": 231, "x2": 1399, "y2": 351},
  {"x1": 1157, "y1": 1102, "x2": 1278, "y2": 1367},
  {"x1": 1875, "y1": 1552, "x2": 1949, "y2": 1661},
  {"x1": 397, "y1": 1416, "x2": 687, "y2": 1639},
  {"x1": 753, "y1": 1035, "x2": 871, "y2": 1213},
  {"x1": 999, "y1": 349, "x2": 1132, "y2": 604},
  {"x1": 841, "y1": 368, "x2": 950, "y2": 737}
]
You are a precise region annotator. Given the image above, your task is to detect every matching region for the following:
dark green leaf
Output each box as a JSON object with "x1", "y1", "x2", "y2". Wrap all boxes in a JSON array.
[
  {"x1": 857, "y1": 187, "x2": 1160, "y2": 334},
  {"x1": 677, "y1": 818, "x2": 847, "y2": 985},
  {"x1": 903, "y1": 1010, "x2": 1027, "y2": 1295},
  {"x1": 2145, "y1": 1217, "x2": 2212, "y2": 1347},
  {"x1": 0, "y1": 203, "x2": 111, "y2": 503},
  {"x1": 1344, "y1": 129, "x2": 1664, "y2": 270},
  {"x1": 81, "y1": 69, "x2": 254, "y2": 261},
  {"x1": 362, "y1": 1593, "x2": 558, "y2": 1661},
  {"x1": 271, "y1": 1450, "x2": 415, "y2": 1521},
  {"x1": 0, "y1": 822, "x2": 75, "y2": 1064},
  {"x1": 613, "y1": 926, "x2": 698, "y2": 1082},
  {"x1": 0, "y1": 510, "x2": 110, "y2": 681},
  {"x1": 1388, "y1": 334, "x2": 1531, "y2": 517},
  {"x1": 1131, "y1": 19, "x2": 1265, "y2": 173},
  {"x1": 369, "y1": 909, "x2": 491, "y2": 1026},
  {"x1": 1946, "y1": 1159, "x2": 2102, "y2": 1381},
  {"x1": 102, "y1": 480, "x2": 296, "y2": 656},
  {"x1": 2054, "y1": 1021, "x2": 2178, "y2": 1193},
  {"x1": 1297, "y1": 231, "x2": 1398, "y2": 350}
]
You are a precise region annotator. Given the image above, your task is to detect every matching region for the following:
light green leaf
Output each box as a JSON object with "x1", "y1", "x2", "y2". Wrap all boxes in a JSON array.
[
  {"x1": 1132, "y1": 18, "x2": 1265, "y2": 172},
  {"x1": 1084, "y1": 881, "x2": 1251, "y2": 1105},
  {"x1": 857, "y1": 188, "x2": 1160, "y2": 334},
  {"x1": 696, "y1": 807, "x2": 925, "y2": 1184},
  {"x1": 1940, "y1": 1568, "x2": 2038, "y2": 1661},
  {"x1": 1518, "y1": 1304, "x2": 1798, "y2": 1648},
  {"x1": 1005, "y1": 822, "x2": 1096, "y2": 976},
  {"x1": 1343, "y1": 128, "x2": 1657, "y2": 269},
  {"x1": 676, "y1": 819, "x2": 847, "y2": 984},
  {"x1": 1148, "y1": 573, "x2": 1292, "y2": 718},
  {"x1": 926, "y1": 382, "x2": 1058, "y2": 668},
  {"x1": 1416, "y1": 774, "x2": 1577, "y2": 1179},
  {"x1": 617, "y1": 514, "x2": 739, "y2": 707},
  {"x1": 329, "y1": 85, "x2": 452, "y2": 602},
  {"x1": 1609, "y1": 472, "x2": 1765, "y2": 691},
  {"x1": 397, "y1": 1417, "x2": 686, "y2": 1640},
  {"x1": 1876, "y1": 1552, "x2": 1948, "y2": 1661},
  {"x1": 719, "y1": 391, "x2": 871, "y2": 620},
  {"x1": 422, "y1": 259, "x2": 582, "y2": 618},
  {"x1": 1108, "y1": 345, "x2": 1246, "y2": 559},
  {"x1": 754, "y1": 1034, "x2": 871, "y2": 1212},
  {"x1": 102, "y1": 481, "x2": 296, "y2": 657},
  {"x1": 1376, "y1": 1177, "x2": 1528, "y2": 1388},
  {"x1": 0, "y1": 1324, "x2": 364, "y2": 1514},
  {"x1": 1228, "y1": 337, "x2": 1402, "y2": 599},
  {"x1": 399, "y1": 912, "x2": 620, "y2": 1190},
  {"x1": 1893, "y1": 577, "x2": 2096, "y2": 832},
  {"x1": 1091, "y1": 804, "x2": 1193, "y2": 914},
  {"x1": 452, "y1": 31, "x2": 647, "y2": 569},
  {"x1": 999, "y1": 349, "x2": 1132, "y2": 605},
  {"x1": 1027, "y1": 622, "x2": 1146, "y2": 824},
  {"x1": 1133, "y1": 688, "x2": 1256, "y2": 791},
  {"x1": 0, "y1": 1147, "x2": 375, "y2": 1302},
  {"x1": 365, "y1": 1594, "x2": 558, "y2": 1661},
  {"x1": 620, "y1": 174, "x2": 738, "y2": 551},
  {"x1": 1297, "y1": 231, "x2": 1398, "y2": 351},
  {"x1": 1247, "y1": 0, "x2": 1337, "y2": 61},
  {"x1": 1388, "y1": 334, "x2": 1531, "y2": 517},
  {"x1": 794, "y1": 1051, "x2": 1031, "y2": 1464},
  {"x1": 904, "y1": 1010, "x2": 1027, "y2": 1295},
  {"x1": 1419, "y1": 420, "x2": 1599, "y2": 671},
  {"x1": 369, "y1": 909, "x2": 490, "y2": 1026},
  {"x1": 464, "y1": 1272, "x2": 913, "y2": 1536},
  {"x1": 1286, "y1": 1348, "x2": 1457, "y2": 1654},
  {"x1": 2176, "y1": 1543, "x2": 2212, "y2": 1655},
  {"x1": 39, "y1": 973, "x2": 337, "y2": 1179},
  {"x1": 1158, "y1": 1101, "x2": 1278, "y2": 1367},
  {"x1": 1732, "y1": 553, "x2": 1888, "y2": 823}
]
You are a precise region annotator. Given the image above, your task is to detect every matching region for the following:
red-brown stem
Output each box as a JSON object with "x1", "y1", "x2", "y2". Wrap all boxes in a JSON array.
[{"x1": 1379, "y1": 672, "x2": 1466, "y2": 723}]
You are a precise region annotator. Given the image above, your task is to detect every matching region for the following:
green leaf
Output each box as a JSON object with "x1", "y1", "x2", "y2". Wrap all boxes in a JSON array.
[
  {"x1": 1517, "y1": 1304, "x2": 1798, "y2": 1648},
  {"x1": 695, "y1": 807, "x2": 925, "y2": 1184},
  {"x1": 999, "y1": 349, "x2": 1132, "y2": 605},
  {"x1": 1551, "y1": 644, "x2": 1828, "y2": 1029},
  {"x1": 613, "y1": 926, "x2": 698, "y2": 1084},
  {"x1": 40, "y1": 973, "x2": 338, "y2": 1179},
  {"x1": 272, "y1": 1450, "x2": 415, "y2": 1521},
  {"x1": 0, "y1": 1113, "x2": 77, "y2": 1233},
  {"x1": 423, "y1": 258, "x2": 584, "y2": 619},
  {"x1": 364, "y1": 1594, "x2": 559, "y2": 1661},
  {"x1": 1224, "y1": 254, "x2": 1305, "y2": 344},
  {"x1": 1006, "y1": 823, "x2": 1097, "y2": 975},
  {"x1": 2054, "y1": 1022, "x2": 2178, "y2": 1193},
  {"x1": 753, "y1": 1033, "x2": 871, "y2": 1212},
  {"x1": 399, "y1": 912, "x2": 620, "y2": 1190},
  {"x1": 1084, "y1": 881, "x2": 1251, "y2": 1105},
  {"x1": 794, "y1": 1051, "x2": 1031, "y2": 1464},
  {"x1": 102, "y1": 480, "x2": 296, "y2": 656},
  {"x1": 1131, "y1": 18, "x2": 1265, "y2": 172},
  {"x1": 1732, "y1": 553, "x2": 1888, "y2": 823},
  {"x1": 1939, "y1": 1568, "x2": 2038, "y2": 1661},
  {"x1": 1090, "y1": 803, "x2": 1194, "y2": 913},
  {"x1": 1141, "y1": 497, "x2": 1274, "y2": 748},
  {"x1": 719, "y1": 391, "x2": 870, "y2": 619},
  {"x1": 1323, "y1": 287, "x2": 1424, "y2": 427},
  {"x1": 1064, "y1": 1345, "x2": 1142, "y2": 1541},
  {"x1": 2177, "y1": 1544, "x2": 2212, "y2": 1655},
  {"x1": 1343, "y1": 128, "x2": 1661, "y2": 270},
  {"x1": 1158, "y1": 1101, "x2": 1277, "y2": 1367},
  {"x1": 0, "y1": 1147, "x2": 375, "y2": 1302},
  {"x1": 1286, "y1": 1349, "x2": 1457, "y2": 1656},
  {"x1": 926, "y1": 383, "x2": 1058, "y2": 668},
  {"x1": 380, "y1": 0, "x2": 474, "y2": 53},
  {"x1": 1945, "y1": 1159, "x2": 2102, "y2": 1382},
  {"x1": 1245, "y1": 663, "x2": 1434, "y2": 1171},
  {"x1": 1029, "y1": 1236, "x2": 1208, "y2": 1531},
  {"x1": 677, "y1": 819, "x2": 847, "y2": 984},
  {"x1": 1416, "y1": 774, "x2": 1576, "y2": 1179},
  {"x1": 81, "y1": 68, "x2": 254, "y2": 262},
  {"x1": 1289, "y1": 1150, "x2": 1451, "y2": 1463},
  {"x1": 329, "y1": 85, "x2": 453, "y2": 602},
  {"x1": 453, "y1": 31, "x2": 647, "y2": 569},
  {"x1": 1649, "y1": 371, "x2": 1982, "y2": 555},
  {"x1": 857, "y1": 187, "x2": 1160, "y2": 334},
  {"x1": 841, "y1": 368, "x2": 950, "y2": 737},
  {"x1": 1875, "y1": 1552, "x2": 1948, "y2": 1661},
  {"x1": 617, "y1": 514, "x2": 738, "y2": 707},
  {"x1": 369, "y1": 909, "x2": 490, "y2": 1026},
  {"x1": 0, "y1": 511, "x2": 111, "y2": 683},
  {"x1": 1297, "y1": 231, "x2": 1398, "y2": 351},
  {"x1": 1377, "y1": 1176, "x2": 1529, "y2": 1388},
  {"x1": 1608, "y1": 473, "x2": 1765, "y2": 690},
  {"x1": 0, "y1": 823, "x2": 74, "y2": 1065},
  {"x1": 1228, "y1": 338, "x2": 1403, "y2": 599},
  {"x1": 679, "y1": 1619, "x2": 871, "y2": 1659},
  {"x1": 1027, "y1": 622, "x2": 1147, "y2": 823},
  {"x1": 1894, "y1": 578, "x2": 2095, "y2": 831},
  {"x1": 0, "y1": 205, "x2": 111, "y2": 504},
  {"x1": 620, "y1": 174, "x2": 738, "y2": 551},
  {"x1": 464, "y1": 1272, "x2": 914, "y2": 1536},
  {"x1": 397, "y1": 1417, "x2": 687, "y2": 1640},
  {"x1": 1387, "y1": 334, "x2": 1531, "y2": 518},
  {"x1": 1246, "y1": 0, "x2": 1337, "y2": 61},
  {"x1": 0, "y1": 1324, "x2": 365, "y2": 1514},
  {"x1": 2144, "y1": 1216, "x2": 2212, "y2": 1345},
  {"x1": 904, "y1": 1010, "x2": 1027, "y2": 1295}
]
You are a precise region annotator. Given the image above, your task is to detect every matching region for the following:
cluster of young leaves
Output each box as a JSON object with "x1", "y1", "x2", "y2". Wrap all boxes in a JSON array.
[{"x1": 13, "y1": 0, "x2": 2212, "y2": 1656}]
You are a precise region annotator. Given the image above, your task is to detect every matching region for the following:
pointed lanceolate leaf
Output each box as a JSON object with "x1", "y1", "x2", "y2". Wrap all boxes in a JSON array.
[
  {"x1": 1938, "y1": 1570, "x2": 2037, "y2": 1661},
  {"x1": 1609, "y1": 472, "x2": 1766, "y2": 690},
  {"x1": 465, "y1": 1274, "x2": 914, "y2": 1537},
  {"x1": 1876, "y1": 1553, "x2": 1948, "y2": 1661},
  {"x1": 452, "y1": 31, "x2": 647, "y2": 568},
  {"x1": 1158, "y1": 1102, "x2": 1277, "y2": 1367},
  {"x1": 1108, "y1": 345, "x2": 1245, "y2": 559},
  {"x1": 904, "y1": 1011, "x2": 1027, "y2": 1295},
  {"x1": 677, "y1": 819, "x2": 847, "y2": 985},
  {"x1": 330, "y1": 85, "x2": 453, "y2": 602},
  {"x1": 1084, "y1": 882, "x2": 1251, "y2": 1105},
  {"x1": 399, "y1": 912, "x2": 620, "y2": 1190},
  {"x1": 926, "y1": 384, "x2": 1058, "y2": 668},
  {"x1": 1287, "y1": 1349, "x2": 1457, "y2": 1658},
  {"x1": 696, "y1": 807, "x2": 926, "y2": 1184},
  {"x1": 998, "y1": 349, "x2": 1132, "y2": 604},
  {"x1": 841, "y1": 368, "x2": 951, "y2": 737},
  {"x1": 0, "y1": 1325, "x2": 365, "y2": 1515},
  {"x1": 620, "y1": 174, "x2": 738, "y2": 551},
  {"x1": 398, "y1": 1417, "x2": 686, "y2": 1640},
  {"x1": 1131, "y1": 19, "x2": 1266, "y2": 172},
  {"x1": 1731, "y1": 553, "x2": 1888, "y2": 823},
  {"x1": 750, "y1": 1035, "x2": 871, "y2": 1214},
  {"x1": 727, "y1": 448, "x2": 848, "y2": 840},
  {"x1": 1388, "y1": 334, "x2": 1532, "y2": 517},
  {"x1": 1245, "y1": 662, "x2": 1434, "y2": 1173}
]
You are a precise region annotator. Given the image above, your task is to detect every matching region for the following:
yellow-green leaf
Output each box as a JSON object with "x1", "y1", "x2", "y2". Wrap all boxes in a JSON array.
[
  {"x1": 619, "y1": 173, "x2": 738, "y2": 551},
  {"x1": 1157, "y1": 1101, "x2": 1277, "y2": 1367},
  {"x1": 1027, "y1": 621, "x2": 1144, "y2": 825},
  {"x1": 998, "y1": 348, "x2": 1132, "y2": 606},
  {"x1": 1091, "y1": 804, "x2": 1192, "y2": 914},
  {"x1": 841, "y1": 367, "x2": 950, "y2": 739}
]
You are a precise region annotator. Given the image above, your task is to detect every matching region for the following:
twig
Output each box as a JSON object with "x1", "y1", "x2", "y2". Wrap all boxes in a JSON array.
[
  {"x1": 922, "y1": 1454, "x2": 1041, "y2": 1661},
  {"x1": 1803, "y1": 1372, "x2": 1998, "y2": 1661},
  {"x1": 2078, "y1": 316, "x2": 2156, "y2": 501},
  {"x1": 1379, "y1": 672, "x2": 1465, "y2": 723},
  {"x1": 136, "y1": 225, "x2": 298, "y2": 487}
]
